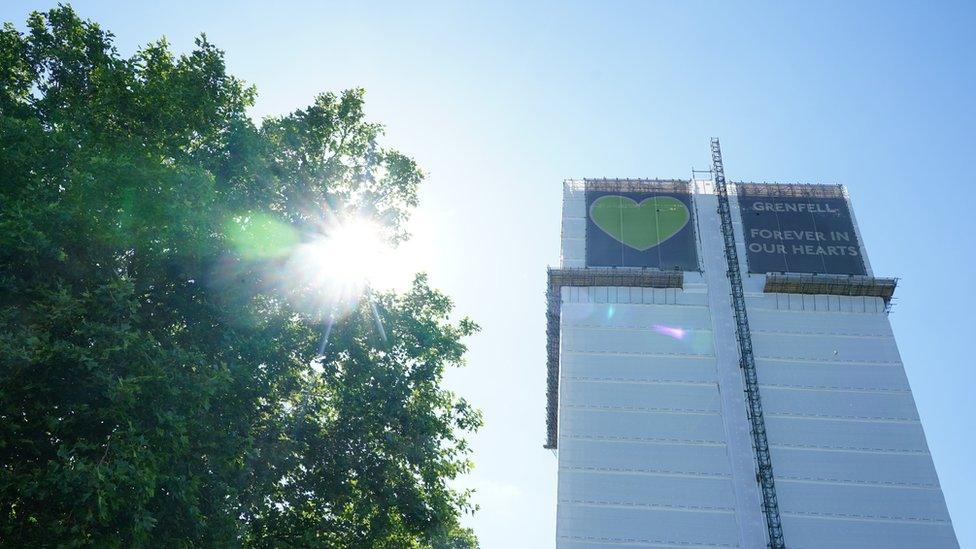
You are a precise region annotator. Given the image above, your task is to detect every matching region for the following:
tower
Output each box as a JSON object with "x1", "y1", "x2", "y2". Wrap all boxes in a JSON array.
[{"x1": 545, "y1": 141, "x2": 958, "y2": 548}]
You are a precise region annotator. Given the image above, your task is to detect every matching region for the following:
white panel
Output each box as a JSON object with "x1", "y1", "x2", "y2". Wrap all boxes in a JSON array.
[
  {"x1": 559, "y1": 539, "x2": 734, "y2": 549},
  {"x1": 741, "y1": 275, "x2": 765, "y2": 294},
  {"x1": 593, "y1": 287, "x2": 607, "y2": 303},
  {"x1": 561, "y1": 302, "x2": 711, "y2": 330},
  {"x1": 627, "y1": 287, "x2": 641, "y2": 303},
  {"x1": 563, "y1": 197, "x2": 585, "y2": 210},
  {"x1": 780, "y1": 516, "x2": 957, "y2": 549},
  {"x1": 559, "y1": 470, "x2": 735, "y2": 511},
  {"x1": 757, "y1": 360, "x2": 910, "y2": 391},
  {"x1": 561, "y1": 217, "x2": 586, "y2": 237},
  {"x1": 652, "y1": 287, "x2": 667, "y2": 304},
  {"x1": 557, "y1": 506, "x2": 739, "y2": 548},
  {"x1": 750, "y1": 309, "x2": 893, "y2": 336},
  {"x1": 560, "y1": 353, "x2": 718, "y2": 384},
  {"x1": 562, "y1": 328, "x2": 713, "y2": 357},
  {"x1": 771, "y1": 447, "x2": 942, "y2": 487},
  {"x1": 748, "y1": 293, "x2": 886, "y2": 314},
  {"x1": 766, "y1": 417, "x2": 928, "y2": 453},
  {"x1": 561, "y1": 238, "x2": 585, "y2": 261},
  {"x1": 675, "y1": 291, "x2": 708, "y2": 306},
  {"x1": 777, "y1": 480, "x2": 951, "y2": 521},
  {"x1": 762, "y1": 387, "x2": 919, "y2": 421},
  {"x1": 561, "y1": 180, "x2": 586, "y2": 268},
  {"x1": 560, "y1": 380, "x2": 720, "y2": 414},
  {"x1": 753, "y1": 332, "x2": 900, "y2": 363},
  {"x1": 560, "y1": 409, "x2": 726, "y2": 445},
  {"x1": 560, "y1": 439, "x2": 732, "y2": 477}
]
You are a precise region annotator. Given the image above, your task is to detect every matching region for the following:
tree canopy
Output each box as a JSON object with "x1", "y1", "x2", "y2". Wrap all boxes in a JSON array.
[{"x1": 0, "y1": 6, "x2": 480, "y2": 547}]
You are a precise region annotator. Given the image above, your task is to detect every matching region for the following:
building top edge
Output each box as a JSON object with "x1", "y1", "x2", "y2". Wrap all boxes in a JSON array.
[
  {"x1": 575, "y1": 178, "x2": 691, "y2": 183},
  {"x1": 571, "y1": 179, "x2": 692, "y2": 193},
  {"x1": 734, "y1": 181, "x2": 847, "y2": 198},
  {"x1": 565, "y1": 179, "x2": 849, "y2": 197}
]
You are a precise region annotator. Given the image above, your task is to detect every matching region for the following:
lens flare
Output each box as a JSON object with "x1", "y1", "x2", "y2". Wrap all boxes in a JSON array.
[
  {"x1": 220, "y1": 205, "x2": 429, "y2": 332},
  {"x1": 652, "y1": 324, "x2": 686, "y2": 340},
  {"x1": 226, "y1": 213, "x2": 299, "y2": 259},
  {"x1": 278, "y1": 216, "x2": 391, "y2": 320}
]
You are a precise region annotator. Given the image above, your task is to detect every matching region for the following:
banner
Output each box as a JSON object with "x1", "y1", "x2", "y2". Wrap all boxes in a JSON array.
[
  {"x1": 738, "y1": 185, "x2": 866, "y2": 275},
  {"x1": 585, "y1": 187, "x2": 698, "y2": 271}
]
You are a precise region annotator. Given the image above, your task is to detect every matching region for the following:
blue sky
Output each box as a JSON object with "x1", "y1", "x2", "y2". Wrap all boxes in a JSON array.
[{"x1": 4, "y1": 2, "x2": 975, "y2": 546}]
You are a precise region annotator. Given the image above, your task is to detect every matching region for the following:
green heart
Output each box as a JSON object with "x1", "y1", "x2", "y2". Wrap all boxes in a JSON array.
[{"x1": 590, "y1": 195, "x2": 690, "y2": 251}]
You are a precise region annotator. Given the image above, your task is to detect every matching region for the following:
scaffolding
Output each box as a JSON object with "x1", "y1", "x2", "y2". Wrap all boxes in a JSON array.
[
  {"x1": 581, "y1": 178, "x2": 692, "y2": 194},
  {"x1": 764, "y1": 273, "x2": 897, "y2": 306},
  {"x1": 544, "y1": 267, "x2": 684, "y2": 450},
  {"x1": 712, "y1": 138, "x2": 786, "y2": 548},
  {"x1": 736, "y1": 181, "x2": 845, "y2": 198}
]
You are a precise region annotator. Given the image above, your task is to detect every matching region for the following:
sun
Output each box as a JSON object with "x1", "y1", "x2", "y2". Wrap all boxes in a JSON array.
[
  {"x1": 284, "y1": 213, "x2": 429, "y2": 315},
  {"x1": 313, "y1": 217, "x2": 389, "y2": 289}
]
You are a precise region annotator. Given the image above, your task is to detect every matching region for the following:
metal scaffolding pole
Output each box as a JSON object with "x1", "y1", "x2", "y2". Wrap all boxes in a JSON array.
[{"x1": 711, "y1": 138, "x2": 786, "y2": 548}]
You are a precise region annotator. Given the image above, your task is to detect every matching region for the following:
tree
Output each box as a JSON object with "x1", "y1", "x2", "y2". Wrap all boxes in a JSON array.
[{"x1": 0, "y1": 6, "x2": 480, "y2": 547}]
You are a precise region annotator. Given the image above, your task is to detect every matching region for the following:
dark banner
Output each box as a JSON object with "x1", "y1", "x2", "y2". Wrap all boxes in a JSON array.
[
  {"x1": 738, "y1": 186, "x2": 866, "y2": 275},
  {"x1": 585, "y1": 189, "x2": 698, "y2": 271}
]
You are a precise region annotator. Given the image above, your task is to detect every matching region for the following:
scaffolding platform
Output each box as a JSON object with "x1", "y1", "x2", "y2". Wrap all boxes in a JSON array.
[
  {"x1": 578, "y1": 178, "x2": 692, "y2": 193},
  {"x1": 763, "y1": 273, "x2": 897, "y2": 304},
  {"x1": 736, "y1": 182, "x2": 845, "y2": 198},
  {"x1": 544, "y1": 267, "x2": 683, "y2": 449}
]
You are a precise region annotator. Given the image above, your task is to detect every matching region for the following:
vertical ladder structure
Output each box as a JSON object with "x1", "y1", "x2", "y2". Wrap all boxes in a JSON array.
[{"x1": 710, "y1": 138, "x2": 786, "y2": 548}]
